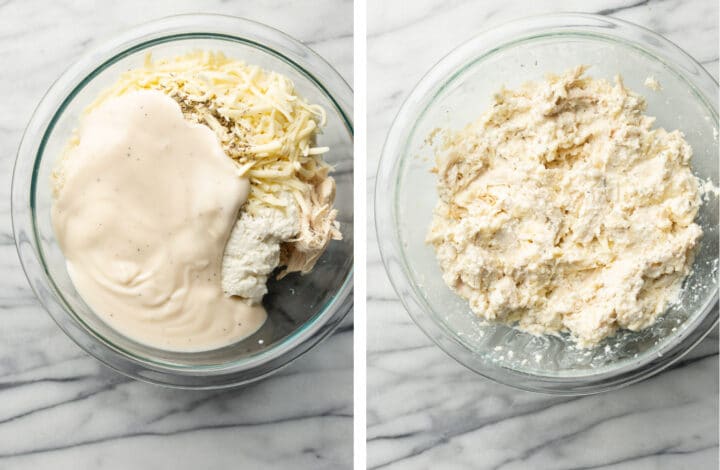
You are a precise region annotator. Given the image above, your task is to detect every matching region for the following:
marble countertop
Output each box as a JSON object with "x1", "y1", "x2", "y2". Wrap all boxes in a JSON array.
[
  {"x1": 0, "y1": 1, "x2": 352, "y2": 468},
  {"x1": 367, "y1": 1, "x2": 718, "y2": 469}
]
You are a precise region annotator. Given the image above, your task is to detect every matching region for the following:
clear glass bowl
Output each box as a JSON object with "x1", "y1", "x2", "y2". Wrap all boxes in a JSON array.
[
  {"x1": 376, "y1": 13, "x2": 718, "y2": 395},
  {"x1": 12, "y1": 14, "x2": 353, "y2": 389}
]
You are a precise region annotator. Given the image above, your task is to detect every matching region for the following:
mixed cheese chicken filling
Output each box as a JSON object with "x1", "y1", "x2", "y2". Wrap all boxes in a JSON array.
[{"x1": 427, "y1": 66, "x2": 703, "y2": 347}]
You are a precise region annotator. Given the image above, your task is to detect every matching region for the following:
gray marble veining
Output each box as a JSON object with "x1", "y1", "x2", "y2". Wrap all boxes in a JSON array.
[
  {"x1": 367, "y1": 1, "x2": 718, "y2": 469},
  {"x1": 0, "y1": 0, "x2": 352, "y2": 468}
]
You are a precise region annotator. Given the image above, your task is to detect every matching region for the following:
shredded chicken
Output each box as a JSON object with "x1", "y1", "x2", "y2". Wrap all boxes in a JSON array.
[{"x1": 280, "y1": 176, "x2": 341, "y2": 276}]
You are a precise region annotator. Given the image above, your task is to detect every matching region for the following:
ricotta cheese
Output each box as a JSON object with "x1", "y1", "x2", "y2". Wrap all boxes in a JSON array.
[{"x1": 222, "y1": 192, "x2": 299, "y2": 303}]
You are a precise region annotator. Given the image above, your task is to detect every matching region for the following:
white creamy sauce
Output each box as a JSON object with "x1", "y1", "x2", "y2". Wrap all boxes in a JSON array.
[{"x1": 52, "y1": 90, "x2": 266, "y2": 352}]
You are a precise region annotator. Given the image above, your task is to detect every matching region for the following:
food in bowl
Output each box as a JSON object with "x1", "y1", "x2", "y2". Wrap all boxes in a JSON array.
[
  {"x1": 51, "y1": 51, "x2": 341, "y2": 352},
  {"x1": 427, "y1": 66, "x2": 709, "y2": 347}
]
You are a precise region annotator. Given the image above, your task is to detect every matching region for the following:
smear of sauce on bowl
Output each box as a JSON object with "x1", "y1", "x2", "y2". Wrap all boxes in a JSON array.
[{"x1": 52, "y1": 90, "x2": 266, "y2": 351}]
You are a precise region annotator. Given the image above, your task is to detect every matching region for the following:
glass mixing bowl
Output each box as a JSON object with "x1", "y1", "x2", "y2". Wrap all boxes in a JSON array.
[
  {"x1": 12, "y1": 14, "x2": 353, "y2": 389},
  {"x1": 376, "y1": 13, "x2": 718, "y2": 395}
]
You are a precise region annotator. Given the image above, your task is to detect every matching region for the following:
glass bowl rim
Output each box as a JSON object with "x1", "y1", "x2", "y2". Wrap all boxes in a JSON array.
[
  {"x1": 12, "y1": 13, "x2": 354, "y2": 389},
  {"x1": 375, "y1": 12, "x2": 718, "y2": 395}
]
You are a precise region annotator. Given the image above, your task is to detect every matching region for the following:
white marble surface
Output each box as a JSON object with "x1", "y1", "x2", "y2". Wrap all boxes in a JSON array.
[
  {"x1": 367, "y1": 1, "x2": 718, "y2": 469},
  {"x1": 0, "y1": 1, "x2": 352, "y2": 468}
]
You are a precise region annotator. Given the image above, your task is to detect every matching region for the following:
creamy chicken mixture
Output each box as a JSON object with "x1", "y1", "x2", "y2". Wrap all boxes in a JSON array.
[{"x1": 427, "y1": 66, "x2": 703, "y2": 347}]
